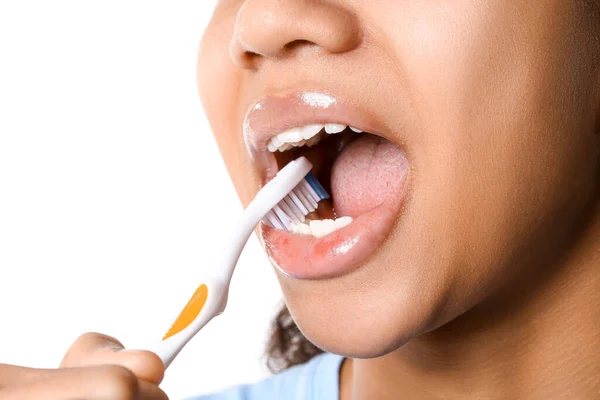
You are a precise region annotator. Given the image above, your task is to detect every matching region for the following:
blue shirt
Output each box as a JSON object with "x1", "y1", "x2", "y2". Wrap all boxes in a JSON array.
[{"x1": 187, "y1": 353, "x2": 344, "y2": 400}]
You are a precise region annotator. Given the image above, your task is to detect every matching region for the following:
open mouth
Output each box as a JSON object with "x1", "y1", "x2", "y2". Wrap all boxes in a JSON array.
[
  {"x1": 245, "y1": 92, "x2": 410, "y2": 279},
  {"x1": 267, "y1": 123, "x2": 361, "y2": 237}
]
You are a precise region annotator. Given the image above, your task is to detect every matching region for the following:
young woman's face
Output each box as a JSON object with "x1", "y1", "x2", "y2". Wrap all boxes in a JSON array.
[{"x1": 199, "y1": 1, "x2": 599, "y2": 357}]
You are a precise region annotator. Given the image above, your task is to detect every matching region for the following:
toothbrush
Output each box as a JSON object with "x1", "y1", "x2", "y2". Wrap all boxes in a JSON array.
[{"x1": 147, "y1": 156, "x2": 329, "y2": 369}]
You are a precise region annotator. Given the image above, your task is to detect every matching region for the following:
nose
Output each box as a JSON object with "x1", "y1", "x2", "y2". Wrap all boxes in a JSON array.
[{"x1": 230, "y1": 0, "x2": 362, "y2": 69}]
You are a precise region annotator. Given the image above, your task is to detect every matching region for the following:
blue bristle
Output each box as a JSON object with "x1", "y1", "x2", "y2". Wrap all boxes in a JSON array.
[{"x1": 305, "y1": 171, "x2": 330, "y2": 200}]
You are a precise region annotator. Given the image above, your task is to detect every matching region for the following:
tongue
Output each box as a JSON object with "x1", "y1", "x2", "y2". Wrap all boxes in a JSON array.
[{"x1": 331, "y1": 135, "x2": 409, "y2": 218}]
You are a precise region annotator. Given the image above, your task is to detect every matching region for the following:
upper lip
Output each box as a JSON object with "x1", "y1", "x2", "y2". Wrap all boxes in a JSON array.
[{"x1": 243, "y1": 90, "x2": 395, "y2": 184}]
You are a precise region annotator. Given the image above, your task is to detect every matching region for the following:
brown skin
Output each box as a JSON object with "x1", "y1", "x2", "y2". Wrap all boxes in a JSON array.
[
  {"x1": 200, "y1": 0, "x2": 600, "y2": 399},
  {"x1": 0, "y1": 333, "x2": 166, "y2": 400}
]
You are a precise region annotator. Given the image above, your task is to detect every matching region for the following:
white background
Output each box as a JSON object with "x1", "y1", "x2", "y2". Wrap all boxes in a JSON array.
[{"x1": 0, "y1": 1, "x2": 283, "y2": 399}]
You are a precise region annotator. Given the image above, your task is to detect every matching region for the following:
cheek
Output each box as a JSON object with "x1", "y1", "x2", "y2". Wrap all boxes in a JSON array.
[
  {"x1": 413, "y1": 0, "x2": 598, "y2": 317},
  {"x1": 376, "y1": 0, "x2": 597, "y2": 245},
  {"x1": 411, "y1": 1, "x2": 597, "y2": 287},
  {"x1": 198, "y1": 15, "x2": 258, "y2": 206}
]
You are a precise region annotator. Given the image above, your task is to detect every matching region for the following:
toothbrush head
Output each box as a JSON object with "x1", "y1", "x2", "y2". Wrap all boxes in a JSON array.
[{"x1": 259, "y1": 157, "x2": 329, "y2": 231}]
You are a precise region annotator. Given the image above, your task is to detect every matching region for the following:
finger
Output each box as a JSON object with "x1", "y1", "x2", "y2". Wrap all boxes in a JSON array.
[
  {"x1": 2, "y1": 365, "x2": 168, "y2": 400},
  {"x1": 0, "y1": 364, "x2": 55, "y2": 386},
  {"x1": 138, "y1": 379, "x2": 170, "y2": 400},
  {"x1": 61, "y1": 332, "x2": 124, "y2": 367},
  {"x1": 87, "y1": 349, "x2": 165, "y2": 385},
  {"x1": 62, "y1": 332, "x2": 165, "y2": 384}
]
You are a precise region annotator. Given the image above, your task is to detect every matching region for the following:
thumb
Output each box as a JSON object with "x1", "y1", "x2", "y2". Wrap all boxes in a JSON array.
[{"x1": 61, "y1": 332, "x2": 165, "y2": 385}]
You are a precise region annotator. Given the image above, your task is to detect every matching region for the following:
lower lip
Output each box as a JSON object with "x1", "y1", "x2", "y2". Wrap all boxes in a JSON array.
[{"x1": 259, "y1": 189, "x2": 407, "y2": 280}]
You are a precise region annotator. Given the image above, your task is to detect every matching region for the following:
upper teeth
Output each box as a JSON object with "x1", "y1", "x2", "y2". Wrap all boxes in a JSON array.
[{"x1": 267, "y1": 123, "x2": 362, "y2": 152}]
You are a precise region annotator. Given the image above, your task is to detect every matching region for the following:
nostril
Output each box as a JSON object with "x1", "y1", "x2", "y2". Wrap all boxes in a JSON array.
[
  {"x1": 283, "y1": 39, "x2": 317, "y2": 52},
  {"x1": 240, "y1": 51, "x2": 263, "y2": 70},
  {"x1": 229, "y1": 37, "x2": 262, "y2": 69},
  {"x1": 244, "y1": 50, "x2": 261, "y2": 63},
  {"x1": 237, "y1": 41, "x2": 316, "y2": 69}
]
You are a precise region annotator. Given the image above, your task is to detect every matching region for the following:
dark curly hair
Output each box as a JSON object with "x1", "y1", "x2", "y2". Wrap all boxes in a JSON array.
[{"x1": 265, "y1": 304, "x2": 323, "y2": 373}]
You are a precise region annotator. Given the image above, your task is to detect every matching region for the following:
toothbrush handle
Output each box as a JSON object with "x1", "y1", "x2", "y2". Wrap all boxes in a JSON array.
[
  {"x1": 146, "y1": 279, "x2": 229, "y2": 369},
  {"x1": 145, "y1": 209, "x2": 252, "y2": 370},
  {"x1": 144, "y1": 158, "x2": 314, "y2": 370}
]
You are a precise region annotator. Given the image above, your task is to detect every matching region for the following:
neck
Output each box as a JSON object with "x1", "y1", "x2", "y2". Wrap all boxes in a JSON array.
[{"x1": 346, "y1": 208, "x2": 600, "y2": 400}]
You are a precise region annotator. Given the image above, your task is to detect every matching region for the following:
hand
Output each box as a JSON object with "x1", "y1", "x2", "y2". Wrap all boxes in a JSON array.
[{"x1": 0, "y1": 332, "x2": 167, "y2": 400}]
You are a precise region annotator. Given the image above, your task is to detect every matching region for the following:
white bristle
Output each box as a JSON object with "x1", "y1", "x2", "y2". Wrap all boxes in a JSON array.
[
  {"x1": 283, "y1": 197, "x2": 305, "y2": 221},
  {"x1": 272, "y1": 205, "x2": 292, "y2": 229},
  {"x1": 266, "y1": 210, "x2": 284, "y2": 230},
  {"x1": 262, "y1": 215, "x2": 273, "y2": 228},
  {"x1": 299, "y1": 186, "x2": 318, "y2": 210},
  {"x1": 300, "y1": 179, "x2": 320, "y2": 203},
  {"x1": 278, "y1": 200, "x2": 300, "y2": 223},
  {"x1": 261, "y1": 175, "x2": 329, "y2": 230},
  {"x1": 294, "y1": 187, "x2": 315, "y2": 212},
  {"x1": 288, "y1": 190, "x2": 309, "y2": 216}
]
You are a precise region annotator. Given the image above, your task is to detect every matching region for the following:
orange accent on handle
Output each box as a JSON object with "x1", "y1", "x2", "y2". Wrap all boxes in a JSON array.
[{"x1": 162, "y1": 284, "x2": 208, "y2": 340}]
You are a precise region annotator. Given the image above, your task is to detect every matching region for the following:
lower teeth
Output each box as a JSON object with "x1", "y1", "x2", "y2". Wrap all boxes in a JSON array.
[{"x1": 290, "y1": 216, "x2": 353, "y2": 238}]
